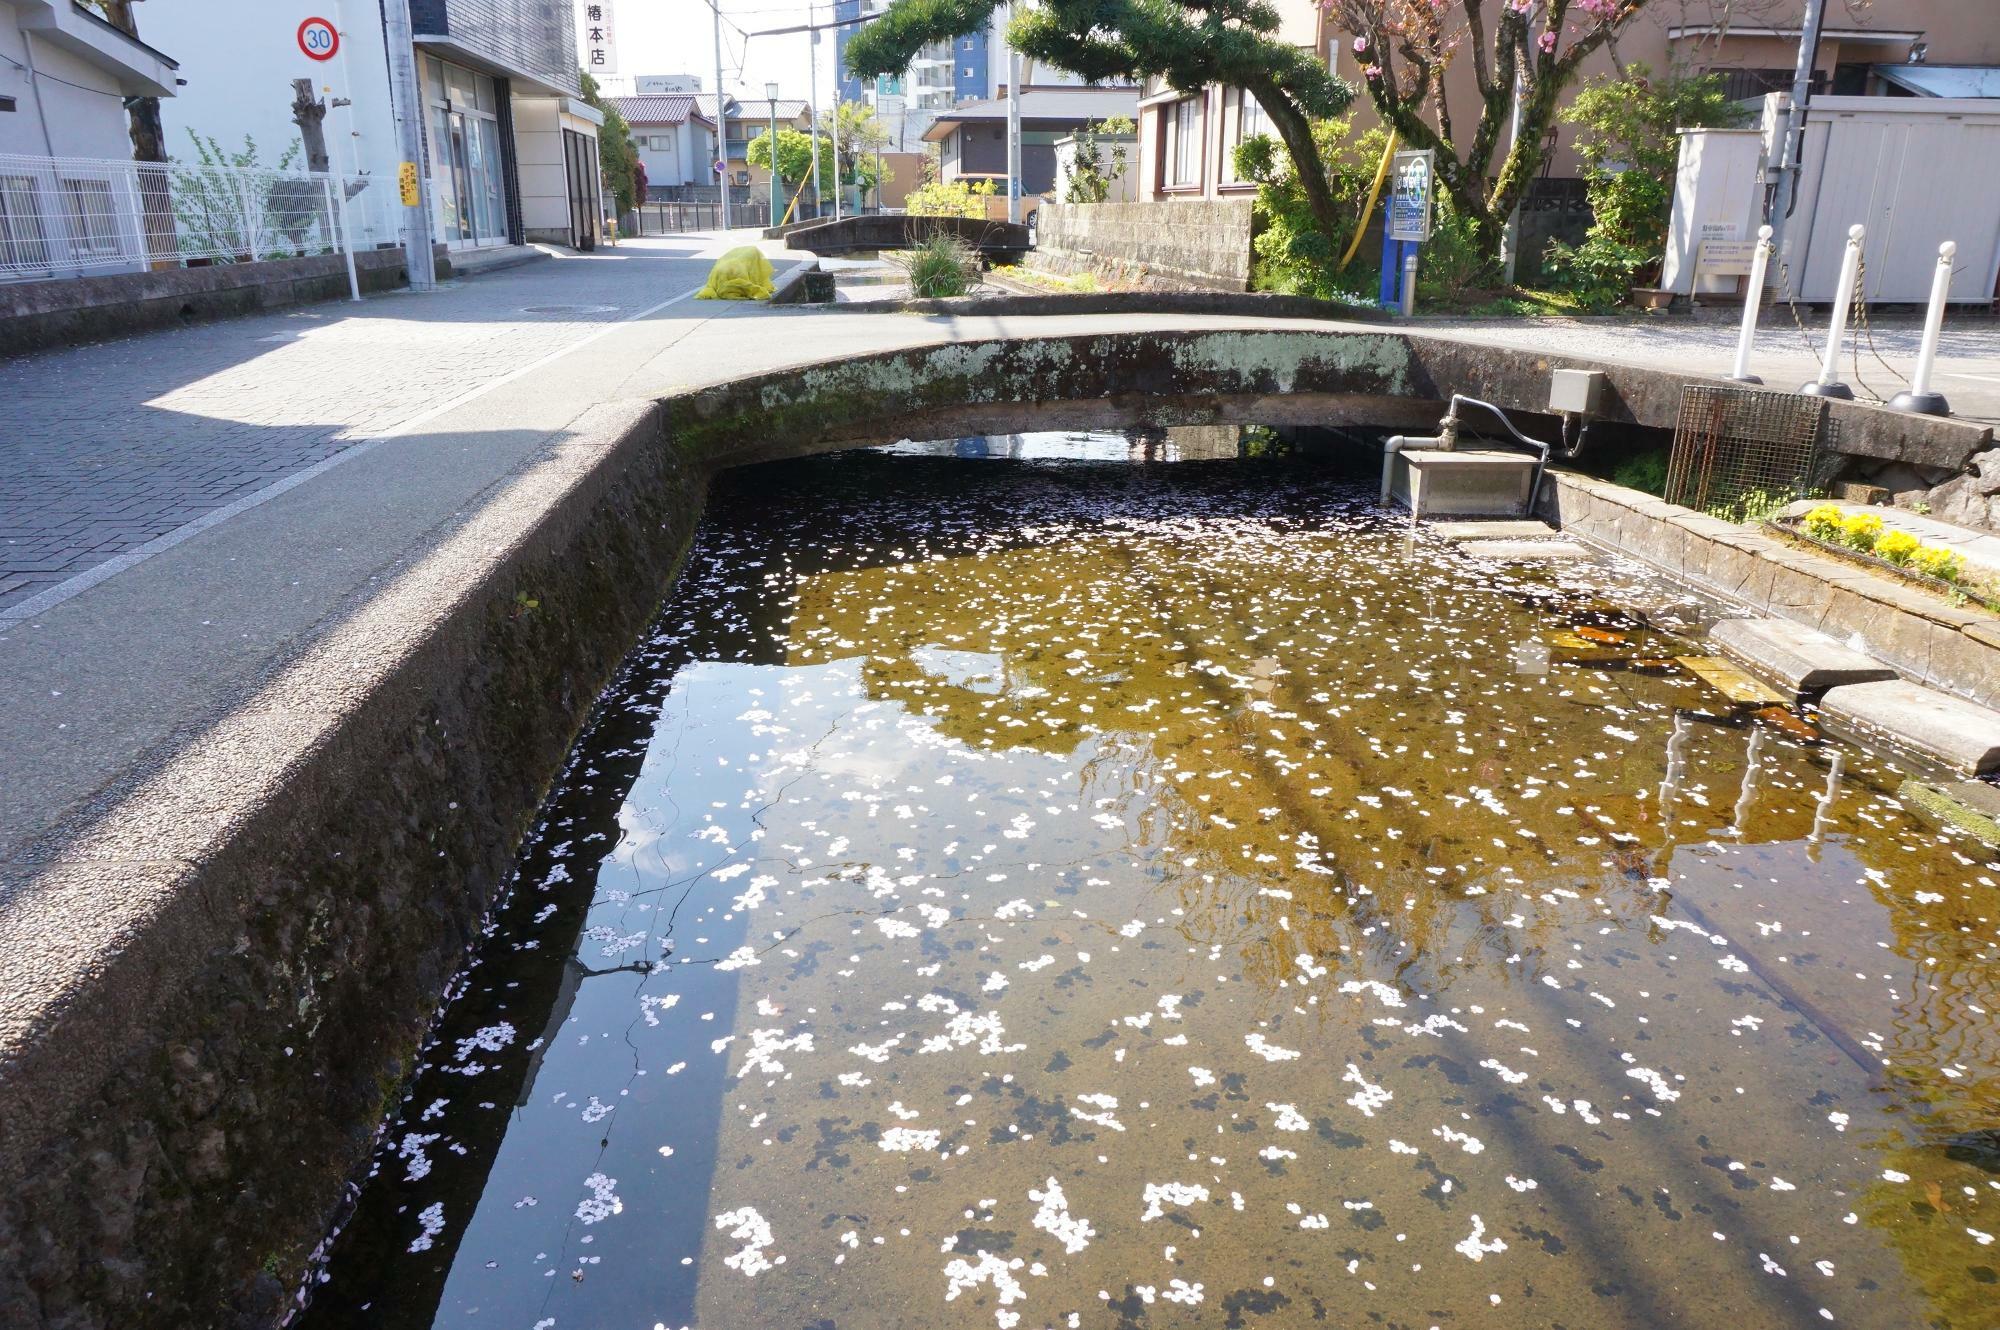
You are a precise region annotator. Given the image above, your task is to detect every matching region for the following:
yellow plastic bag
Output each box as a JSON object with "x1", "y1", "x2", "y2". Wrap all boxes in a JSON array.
[{"x1": 694, "y1": 246, "x2": 774, "y2": 301}]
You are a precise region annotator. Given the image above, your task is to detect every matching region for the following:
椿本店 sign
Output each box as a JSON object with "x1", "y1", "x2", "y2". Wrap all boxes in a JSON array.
[{"x1": 577, "y1": 1, "x2": 618, "y2": 75}]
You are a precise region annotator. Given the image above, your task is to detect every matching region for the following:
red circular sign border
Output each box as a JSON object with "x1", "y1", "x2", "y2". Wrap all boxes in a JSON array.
[{"x1": 298, "y1": 16, "x2": 339, "y2": 62}]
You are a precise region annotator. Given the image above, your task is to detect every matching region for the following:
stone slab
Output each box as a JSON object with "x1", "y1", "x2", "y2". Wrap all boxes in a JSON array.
[
  {"x1": 1818, "y1": 679, "x2": 2000, "y2": 776},
  {"x1": 1427, "y1": 519, "x2": 1558, "y2": 541},
  {"x1": 1677, "y1": 654, "x2": 1790, "y2": 706},
  {"x1": 1456, "y1": 539, "x2": 1591, "y2": 560},
  {"x1": 1709, "y1": 616, "x2": 1898, "y2": 695}
]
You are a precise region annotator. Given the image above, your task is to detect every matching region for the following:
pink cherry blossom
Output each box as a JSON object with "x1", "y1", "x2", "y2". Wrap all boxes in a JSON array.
[
  {"x1": 1537, "y1": 29, "x2": 1557, "y2": 52},
  {"x1": 1352, "y1": 35, "x2": 1369, "y2": 54},
  {"x1": 1365, "y1": 62, "x2": 1383, "y2": 80}
]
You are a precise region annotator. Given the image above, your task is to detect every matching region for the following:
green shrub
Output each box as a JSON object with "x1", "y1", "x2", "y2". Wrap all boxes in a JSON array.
[
  {"x1": 895, "y1": 230, "x2": 981, "y2": 298},
  {"x1": 1611, "y1": 450, "x2": 1669, "y2": 496},
  {"x1": 905, "y1": 178, "x2": 995, "y2": 219},
  {"x1": 1547, "y1": 64, "x2": 1744, "y2": 309},
  {"x1": 1237, "y1": 117, "x2": 1392, "y2": 301}
]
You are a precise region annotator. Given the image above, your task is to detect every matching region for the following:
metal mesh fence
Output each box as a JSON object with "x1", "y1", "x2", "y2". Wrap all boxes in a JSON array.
[
  {"x1": 0, "y1": 152, "x2": 397, "y2": 283},
  {"x1": 1666, "y1": 385, "x2": 1826, "y2": 517}
]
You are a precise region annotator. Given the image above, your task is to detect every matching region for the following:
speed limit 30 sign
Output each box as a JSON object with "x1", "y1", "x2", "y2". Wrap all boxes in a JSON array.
[{"x1": 298, "y1": 16, "x2": 339, "y2": 61}]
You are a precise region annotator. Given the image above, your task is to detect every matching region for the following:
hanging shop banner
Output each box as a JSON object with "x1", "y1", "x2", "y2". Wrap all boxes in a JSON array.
[
  {"x1": 1387, "y1": 148, "x2": 1435, "y2": 243},
  {"x1": 577, "y1": 1, "x2": 618, "y2": 75}
]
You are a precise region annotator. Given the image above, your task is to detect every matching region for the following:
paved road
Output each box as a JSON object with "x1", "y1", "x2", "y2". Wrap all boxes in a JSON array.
[
  {"x1": 1427, "y1": 312, "x2": 2000, "y2": 423},
  {"x1": 0, "y1": 236, "x2": 756, "y2": 615}
]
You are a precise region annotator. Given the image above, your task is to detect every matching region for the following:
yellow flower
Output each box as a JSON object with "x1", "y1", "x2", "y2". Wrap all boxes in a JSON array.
[
  {"x1": 1875, "y1": 529, "x2": 1920, "y2": 566},
  {"x1": 1911, "y1": 546, "x2": 1963, "y2": 583},
  {"x1": 1802, "y1": 504, "x2": 1844, "y2": 539},
  {"x1": 1839, "y1": 511, "x2": 1883, "y2": 551}
]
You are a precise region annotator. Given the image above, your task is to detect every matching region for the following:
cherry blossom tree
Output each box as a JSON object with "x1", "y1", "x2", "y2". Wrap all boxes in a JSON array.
[{"x1": 1324, "y1": 0, "x2": 1660, "y2": 262}]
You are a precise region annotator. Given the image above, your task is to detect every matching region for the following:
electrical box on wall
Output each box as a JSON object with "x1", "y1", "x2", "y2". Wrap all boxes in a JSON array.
[{"x1": 1549, "y1": 368, "x2": 1605, "y2": 416}]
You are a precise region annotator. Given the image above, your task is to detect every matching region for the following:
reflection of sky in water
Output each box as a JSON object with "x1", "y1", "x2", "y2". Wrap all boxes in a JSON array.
[{"x1": 300, "y1": 454, "x2": 2000, "y2": 1330}]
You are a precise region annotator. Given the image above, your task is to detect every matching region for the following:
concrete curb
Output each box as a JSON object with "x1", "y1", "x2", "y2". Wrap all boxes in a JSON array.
[{"x1": 807, "y1": 288, "x2": 1394, "y2": 324}]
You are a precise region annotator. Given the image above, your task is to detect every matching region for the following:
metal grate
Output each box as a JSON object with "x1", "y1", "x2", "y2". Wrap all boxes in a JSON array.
[{"x1": 1666, "y1": 385, "x2": 1825, "y2": 517}]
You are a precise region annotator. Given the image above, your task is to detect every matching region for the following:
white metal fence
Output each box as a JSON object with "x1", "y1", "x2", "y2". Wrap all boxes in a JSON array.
[{"x1": 0, "y1": 152, "x2": 400, "y2": 284}]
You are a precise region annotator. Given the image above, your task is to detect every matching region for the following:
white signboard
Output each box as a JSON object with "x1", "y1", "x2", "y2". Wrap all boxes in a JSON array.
[
  {"x1": 1388, "y1": 149, "x2": 1435, "y2": 242},
  {"x1": 577, "y1": 1, "x2": 618, "y2": 76}
]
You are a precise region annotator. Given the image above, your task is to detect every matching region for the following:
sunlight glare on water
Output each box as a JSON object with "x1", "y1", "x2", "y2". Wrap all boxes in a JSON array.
[{"x1": 299, "y1": 431, "x2": 2000, "y2": 1330}]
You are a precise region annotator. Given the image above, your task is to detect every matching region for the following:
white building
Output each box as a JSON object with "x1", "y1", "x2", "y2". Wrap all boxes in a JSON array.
[
  {"x1": 143, "y1": 0, "x2": 605, "y2": 256},
  {"x1": 1, "y1": 0, "x2": 177, "y2": 160}
]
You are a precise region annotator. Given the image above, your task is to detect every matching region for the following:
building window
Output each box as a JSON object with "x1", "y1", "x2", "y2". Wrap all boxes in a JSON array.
[
  {"x1": 1220, "y1": 89, "x2": 1267, "y2": 184},
  {"x1": 60, "y1": 178, "x2": 119, "y2": 257},
  {"x1": 0, "y1": 174, "x2": 53, "y2": 272},
  {"x1": 1167, "y1": 96, "x2": 1202, "y2": 188}
]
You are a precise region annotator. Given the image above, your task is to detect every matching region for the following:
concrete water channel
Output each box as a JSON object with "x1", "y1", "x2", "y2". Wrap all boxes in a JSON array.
[
  {"x1": 291, "y1": 434, "x2": 2000, "y2": 1329},
  {"x1": 11, "y1": 322, "x2": 2000, "y2": 1330}
]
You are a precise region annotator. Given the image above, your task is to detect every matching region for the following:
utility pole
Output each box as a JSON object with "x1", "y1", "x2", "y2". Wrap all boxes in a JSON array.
[
  {"x1": 381, "y1": 0, "x2": 436, "y2": 291},
  {"x1": 1005, "y1": 5, "x2": 1021, "y2": 224},
  {"x1": 712, "y1": 0, "x2": 732, "y2": 230},
  {"x1": 831, "y1": 90, "x2": 843, "y2": 221},
  {"x1": 1764, "y1": 0, "x2": 1827, "y2": 294},
  {"x1": 807, "y1": 27, "x2": 823, "y2": 216}
]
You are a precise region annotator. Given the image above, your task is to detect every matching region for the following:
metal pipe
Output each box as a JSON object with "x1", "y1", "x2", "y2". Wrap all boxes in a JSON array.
[
  {"x1": 1728, "y1": 223, "x2": 1773, "y2": 383},
  {"x1": 1379, "y1": 434, "x2": 1441, "y2": 507},
  {"x1": 1800, "y1": 223, "x2": 1863, "y2": 399},
  {"x1": 1890, "y1": 240, "x2": 1956, "y2": 416}
]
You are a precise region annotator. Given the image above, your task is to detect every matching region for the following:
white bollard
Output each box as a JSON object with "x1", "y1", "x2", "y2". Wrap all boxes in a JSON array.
[
  {"x1": 1728, "y1": 224, "x2": 1774, "y2": 383},
  {"x1": 1890, "y1": 240, "x2": 1956, "y2": 416},
  {"x1": 1800, "y1": 223, "x2": 1864, "y2": 399}
]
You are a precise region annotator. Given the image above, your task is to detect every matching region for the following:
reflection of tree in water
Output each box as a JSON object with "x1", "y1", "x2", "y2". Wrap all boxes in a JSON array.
[{"x1": 783, "y1": 507, "x2": 1724, "y2": 1013}]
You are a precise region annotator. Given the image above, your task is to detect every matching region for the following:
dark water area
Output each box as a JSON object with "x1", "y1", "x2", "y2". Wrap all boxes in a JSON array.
[{"x1": 297, "y1": 431, "x2": 2000, "y2": 1330}]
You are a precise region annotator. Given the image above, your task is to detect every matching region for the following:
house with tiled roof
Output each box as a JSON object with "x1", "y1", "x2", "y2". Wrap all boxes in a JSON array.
[
  {"x1": 612, "y1": 94, "x2": 717, "y2": 191},
  {"x1": 615, "y1": 93, "x2": 813, "y2": 196},
  {"x1": 694, "y1": 95, "x2": 812, "y2": 190}
]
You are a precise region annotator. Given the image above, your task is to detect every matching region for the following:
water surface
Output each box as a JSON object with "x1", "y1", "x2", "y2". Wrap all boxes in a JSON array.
[{"x1": 300, "y1": 435, "x2": 2000, "y2": 1330}]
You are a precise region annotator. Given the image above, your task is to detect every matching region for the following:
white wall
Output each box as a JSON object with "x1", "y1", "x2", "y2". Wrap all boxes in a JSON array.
[
  {"x1": 142, "y1": 0, "x2": 398, "y2": 184},
  {"x1": 0, "y1": 14, "x2": 135, "y2": 159},
  {"x1": 633, "y1": 121, "x2": 698, "y2": 187}
]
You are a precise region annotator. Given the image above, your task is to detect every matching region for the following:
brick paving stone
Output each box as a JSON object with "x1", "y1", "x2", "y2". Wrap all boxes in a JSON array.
[{"x1": 0, "y1": 242, "x2": 715, "y2": 611}]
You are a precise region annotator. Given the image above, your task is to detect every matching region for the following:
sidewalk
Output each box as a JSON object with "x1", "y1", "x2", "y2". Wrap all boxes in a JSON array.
[{"x1": 0, "y1": 234, "x2": 788, "y2": 617}]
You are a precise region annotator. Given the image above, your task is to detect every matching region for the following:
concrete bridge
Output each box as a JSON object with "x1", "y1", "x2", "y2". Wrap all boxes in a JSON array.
[{"x1": 782, "y1": 212, "x2": 1032, "y2": 257}]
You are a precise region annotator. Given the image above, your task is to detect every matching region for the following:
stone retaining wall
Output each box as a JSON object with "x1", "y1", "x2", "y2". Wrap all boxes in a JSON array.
[
  {"x1": 0, "y1": 245, "x2": 452, "y2": 357},
  {"x1": 1030, "y1": 199, "x2": 1255, "y2": 291},
  {"x1": 1541, "y1": 469, "x2": 2000, "y2": 709}
]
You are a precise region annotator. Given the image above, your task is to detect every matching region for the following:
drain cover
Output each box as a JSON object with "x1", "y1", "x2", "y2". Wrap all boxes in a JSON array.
[{"x1": 519, "y1": 303, "x2": 618, "y2": 314}]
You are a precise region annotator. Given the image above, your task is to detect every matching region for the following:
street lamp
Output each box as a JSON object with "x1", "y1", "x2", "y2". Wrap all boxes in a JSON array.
[{"x1": 765, "y1": 81, "x2": 781, "y2": 227}]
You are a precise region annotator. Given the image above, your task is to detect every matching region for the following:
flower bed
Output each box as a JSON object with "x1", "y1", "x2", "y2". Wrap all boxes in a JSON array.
[{"x1": 1768, "y1": 505, "x2": 2000, "y2": 614}]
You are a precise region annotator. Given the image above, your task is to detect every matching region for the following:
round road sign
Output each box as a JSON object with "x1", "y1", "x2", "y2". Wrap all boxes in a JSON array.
[{"x1": 298, "y1": 17, "x2": 339, "y2": 62}]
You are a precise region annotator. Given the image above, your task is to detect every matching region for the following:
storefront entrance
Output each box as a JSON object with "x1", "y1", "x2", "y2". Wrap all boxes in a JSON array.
[{"x1": 425, "y1": 57, "x2": 511, "y2": 250}]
